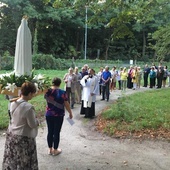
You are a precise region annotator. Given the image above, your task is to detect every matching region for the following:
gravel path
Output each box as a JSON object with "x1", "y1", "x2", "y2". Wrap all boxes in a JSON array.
[{"x1": 0, "y1": 87, "x2": 170, "y2": 170}]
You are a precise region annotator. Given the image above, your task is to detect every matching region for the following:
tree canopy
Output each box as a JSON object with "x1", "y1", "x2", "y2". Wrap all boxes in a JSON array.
[{"x1": 0, "y1": 0, "x2": 170, "y2": 61}]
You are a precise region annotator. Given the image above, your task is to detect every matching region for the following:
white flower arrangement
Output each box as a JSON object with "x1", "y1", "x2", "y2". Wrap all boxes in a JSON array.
[{"x1": 0, "y1": 71, "x2": 51, "y2": 94}]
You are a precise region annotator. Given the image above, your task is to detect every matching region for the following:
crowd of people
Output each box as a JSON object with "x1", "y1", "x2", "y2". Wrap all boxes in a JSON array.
[
  {"x1": 63, "y1": 63, "x2": 170, "y2": 108},
  {"x1": 97, "y1": 63, "x2": 169, "y2": 92},
  {"x1": 62, "y1": 63, "x2": 170, "y2": 119},
  {"x1": 2, "y1": 63, "x2": 170, "y2": 169}
]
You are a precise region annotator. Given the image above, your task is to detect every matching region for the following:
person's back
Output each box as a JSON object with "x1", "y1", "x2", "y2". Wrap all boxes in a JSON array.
[
  {"x1": 44, "y1": 77, "x2": 73, "y2": 156},
  {"x1": 2, "y1": 82, "x2": 39, "y2": 170},
  {"x1": 9, "y1": 99, "x2": 38, "y2": 138}
]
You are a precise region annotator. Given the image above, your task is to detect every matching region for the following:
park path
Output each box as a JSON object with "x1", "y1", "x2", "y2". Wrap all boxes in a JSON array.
[{"x1": 0, "y1": 87, "x2": 170, "y2": 170}]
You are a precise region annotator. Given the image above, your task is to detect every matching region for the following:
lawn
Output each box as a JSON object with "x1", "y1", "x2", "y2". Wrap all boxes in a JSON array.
[{"x1": 95, "y1": 88, "x2": 170, "y2": 140}]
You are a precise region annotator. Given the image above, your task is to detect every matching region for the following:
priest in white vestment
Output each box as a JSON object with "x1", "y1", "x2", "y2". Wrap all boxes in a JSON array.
[{"x1": 80, "y1": 68, "x2": 99, "y2": 118}]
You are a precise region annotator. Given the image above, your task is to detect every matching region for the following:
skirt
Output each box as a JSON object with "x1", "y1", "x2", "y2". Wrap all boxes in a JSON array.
[{"x1": 2, "y1": 132, "x2": 38, "y2": 170}]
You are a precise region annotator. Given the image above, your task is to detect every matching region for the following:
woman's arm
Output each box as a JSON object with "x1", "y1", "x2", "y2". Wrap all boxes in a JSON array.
[
  {"x1": 26, "y1": 106, "x2": 39, "y2": 128},
  {"x1": 64, "y1": 101, "x2": 73, "y2": 119}
]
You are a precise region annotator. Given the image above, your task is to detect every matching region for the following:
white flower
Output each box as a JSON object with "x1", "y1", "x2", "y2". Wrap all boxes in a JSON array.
[
  {"x1": 0, "y1": 71, "x2": 51, "y2": 94},
  {"x1": 0, "y1": 74, "x2": 3, "y2": 79},
  {"x1": 5, "y1": 83, "x2": 17, "y2": 93},
  {"x1": 33, "y1": 74, "x2": 45, "y2": 80},
  {"x1": 34, "y1": 82, "x2": 39, "y2": 92}
]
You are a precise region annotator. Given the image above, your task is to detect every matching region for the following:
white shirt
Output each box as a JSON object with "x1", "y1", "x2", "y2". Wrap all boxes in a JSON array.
[{"x1": 80, "y1": 75, "x2": 99, "y2": 108}]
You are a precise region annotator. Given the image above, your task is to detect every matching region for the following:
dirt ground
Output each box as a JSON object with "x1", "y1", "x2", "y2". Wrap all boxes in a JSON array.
[{"x1": 0, "y1": 87, "x2": 170, "y2": 170}]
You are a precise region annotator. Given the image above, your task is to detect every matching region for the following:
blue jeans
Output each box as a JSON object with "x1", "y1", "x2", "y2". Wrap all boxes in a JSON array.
[{"x1": 46, "y1": 116, "x2": 64, "y2": 149}]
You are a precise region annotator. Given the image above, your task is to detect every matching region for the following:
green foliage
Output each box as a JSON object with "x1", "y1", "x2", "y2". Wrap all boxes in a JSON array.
[
  {"x1": 1, "y1": 0, "x2": 170, "y2": 61},
  {"x1": 33, "y1": 28, "x2": 38, "y2": 55},
  {"x1": 33, "y1": 54, "x2": 55, "y2": 69},
  {"x1": 32, "y1": 54, "x2": 70, "y2": 69},
  {"x1": 0, "y1": 51, "x2": 14, "y2": 70},
  {"x1": 102, "y1": 89, "x2": 170, "y2": 134},
  {"x1": 68, "y1": 45, "x2": 77, "y2": 57},
  {"x1": 152, "y1": 24, "x2": 170, "y2": 61},
  {"x1": 0, "y1": 70, "x2": 51, "y2": 91}
]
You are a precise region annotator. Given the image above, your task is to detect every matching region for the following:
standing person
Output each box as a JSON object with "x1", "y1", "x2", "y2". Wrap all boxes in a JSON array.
[
  {"x1": 80, "y1": 66, "x2": 88, "y2": 78},
  {"x1": 131, "y1": 66, "x2": 138, "y2": 90},
  {"x1": 63, "y1": 67, "x2": 77, "y2": 109},
  {"x1": 44, "y1": 77, "x2": 73, "y2": 156},
  {"x1": 156, "y1": 66, "x2": 164, "y2": 88},
  {"x1": 116, "y1": 67, "x2": 123, "y2": 90},
  {"x1": 80, "y1": 68, "x2": 99, "y2": 118},
  {"x1": 74, "y1": 67, "x2": 82, "y2": 104},
  {"x1": 97, "y1": 67, "x2": 103, "y2": 95},
  {"x1": 149, "y1": 66, "x2": 156, "y2": 88},
  {"x1": 2, "y1": 82, "x2": 39, "y2": 170},
  {"x1": 162, "y1": 66, "x2": 168, "y2": 87},
  {"x1": 143, "y1": 64, "x2": 150, "y2": 87},
  {"x1": 101, "y1": 66, "x2": 111, "y2": 101},
  {"x1": 127, "y1": 65, "x2": 133, "y2": 89},
  {"x1": 168, "y1": 69, "x2": 170, "y2": 87},
  {"x1": 83, "y1": 64, "x2": 89, "y2": 73},
  {"x1": 120, "y1": 67, "x2": 128, "y2": 91},
  {"x1": 137, "y1": 66, "x2": 142, "y2": 89},
  {"x1": 110, "y1": 66, "x2": 117, "y2": 91}
]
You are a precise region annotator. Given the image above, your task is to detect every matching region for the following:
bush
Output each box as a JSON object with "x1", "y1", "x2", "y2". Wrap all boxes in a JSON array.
[
  {"x1": 33, "y1": 54, "x2": 55, "y2": 69},
  {"x1": 32, "y1": 54, "x2": 71, "y2": 70},
  {"x1": 0, "y1": 51, "x2": 14, "y2": 70}
]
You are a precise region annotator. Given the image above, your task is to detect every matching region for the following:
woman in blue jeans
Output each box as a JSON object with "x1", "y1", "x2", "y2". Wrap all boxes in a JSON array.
[{"x1": 45, "y1": 77, "x2": 73, "y2": 156}]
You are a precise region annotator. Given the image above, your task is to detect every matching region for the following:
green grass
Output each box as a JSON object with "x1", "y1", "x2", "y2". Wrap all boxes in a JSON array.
[{"x1": 102, "y1": 88, "x2": 170, "y2": 135}]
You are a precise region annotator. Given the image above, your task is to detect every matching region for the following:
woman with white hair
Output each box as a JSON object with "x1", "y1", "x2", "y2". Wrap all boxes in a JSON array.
[{"x1": 63, "y1": 67, "x2": 77, "y2": 109}]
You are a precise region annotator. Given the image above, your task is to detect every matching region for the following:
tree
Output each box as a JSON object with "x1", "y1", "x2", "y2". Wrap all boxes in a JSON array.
[{"x1": 1, "y1": 0, "x2": 170, "y2": 62}]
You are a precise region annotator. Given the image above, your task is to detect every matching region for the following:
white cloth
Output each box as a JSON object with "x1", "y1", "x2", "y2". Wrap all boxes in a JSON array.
[
  {"x1": 80, "y1": 75, "x2": 99, "y2": 108},
  {"x1": 14, "y1": 18, "x2": 32, "y2": 76}
]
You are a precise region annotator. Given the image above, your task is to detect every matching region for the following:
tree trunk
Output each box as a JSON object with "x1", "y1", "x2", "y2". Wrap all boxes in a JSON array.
[
  {"x1": 76, "y1": 30, "x2": 80, "y2": 51},
  {"x1": 105, "y1": 45, "x2": 109, "y2": 61},
  {"x1": 33, "y1": 21, "x2": 38, "y2": 55},
  {"x1": 105, "y1": 38, "x2": 111, "y2": 61},
  {"x1": 142, "y1": 30, "x2": 146, "y2": 58}
]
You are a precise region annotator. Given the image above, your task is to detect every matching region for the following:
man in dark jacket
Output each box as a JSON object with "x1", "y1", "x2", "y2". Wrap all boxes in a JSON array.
[{"x1": 143, "y1": 64, "x2": 150, "y2": 87}]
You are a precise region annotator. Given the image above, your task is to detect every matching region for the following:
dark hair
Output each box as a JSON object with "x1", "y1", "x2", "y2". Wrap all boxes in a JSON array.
[
  {"x1": 21, "y1": 82, "x2": 36, "y2": 96},
  {"x1": 52, "y1": 77, "x2": 61, "y2": 86}
]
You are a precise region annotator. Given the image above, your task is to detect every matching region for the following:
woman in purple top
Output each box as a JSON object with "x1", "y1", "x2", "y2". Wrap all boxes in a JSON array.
[{"x1": 45, "y1": 77, "x2": 73, "y2": 156}]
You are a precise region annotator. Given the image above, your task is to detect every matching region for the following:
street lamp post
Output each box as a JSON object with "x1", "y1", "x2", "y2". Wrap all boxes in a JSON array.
[{"x1": 84, "y1": 6, "x2": 88, "y2": 60}]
